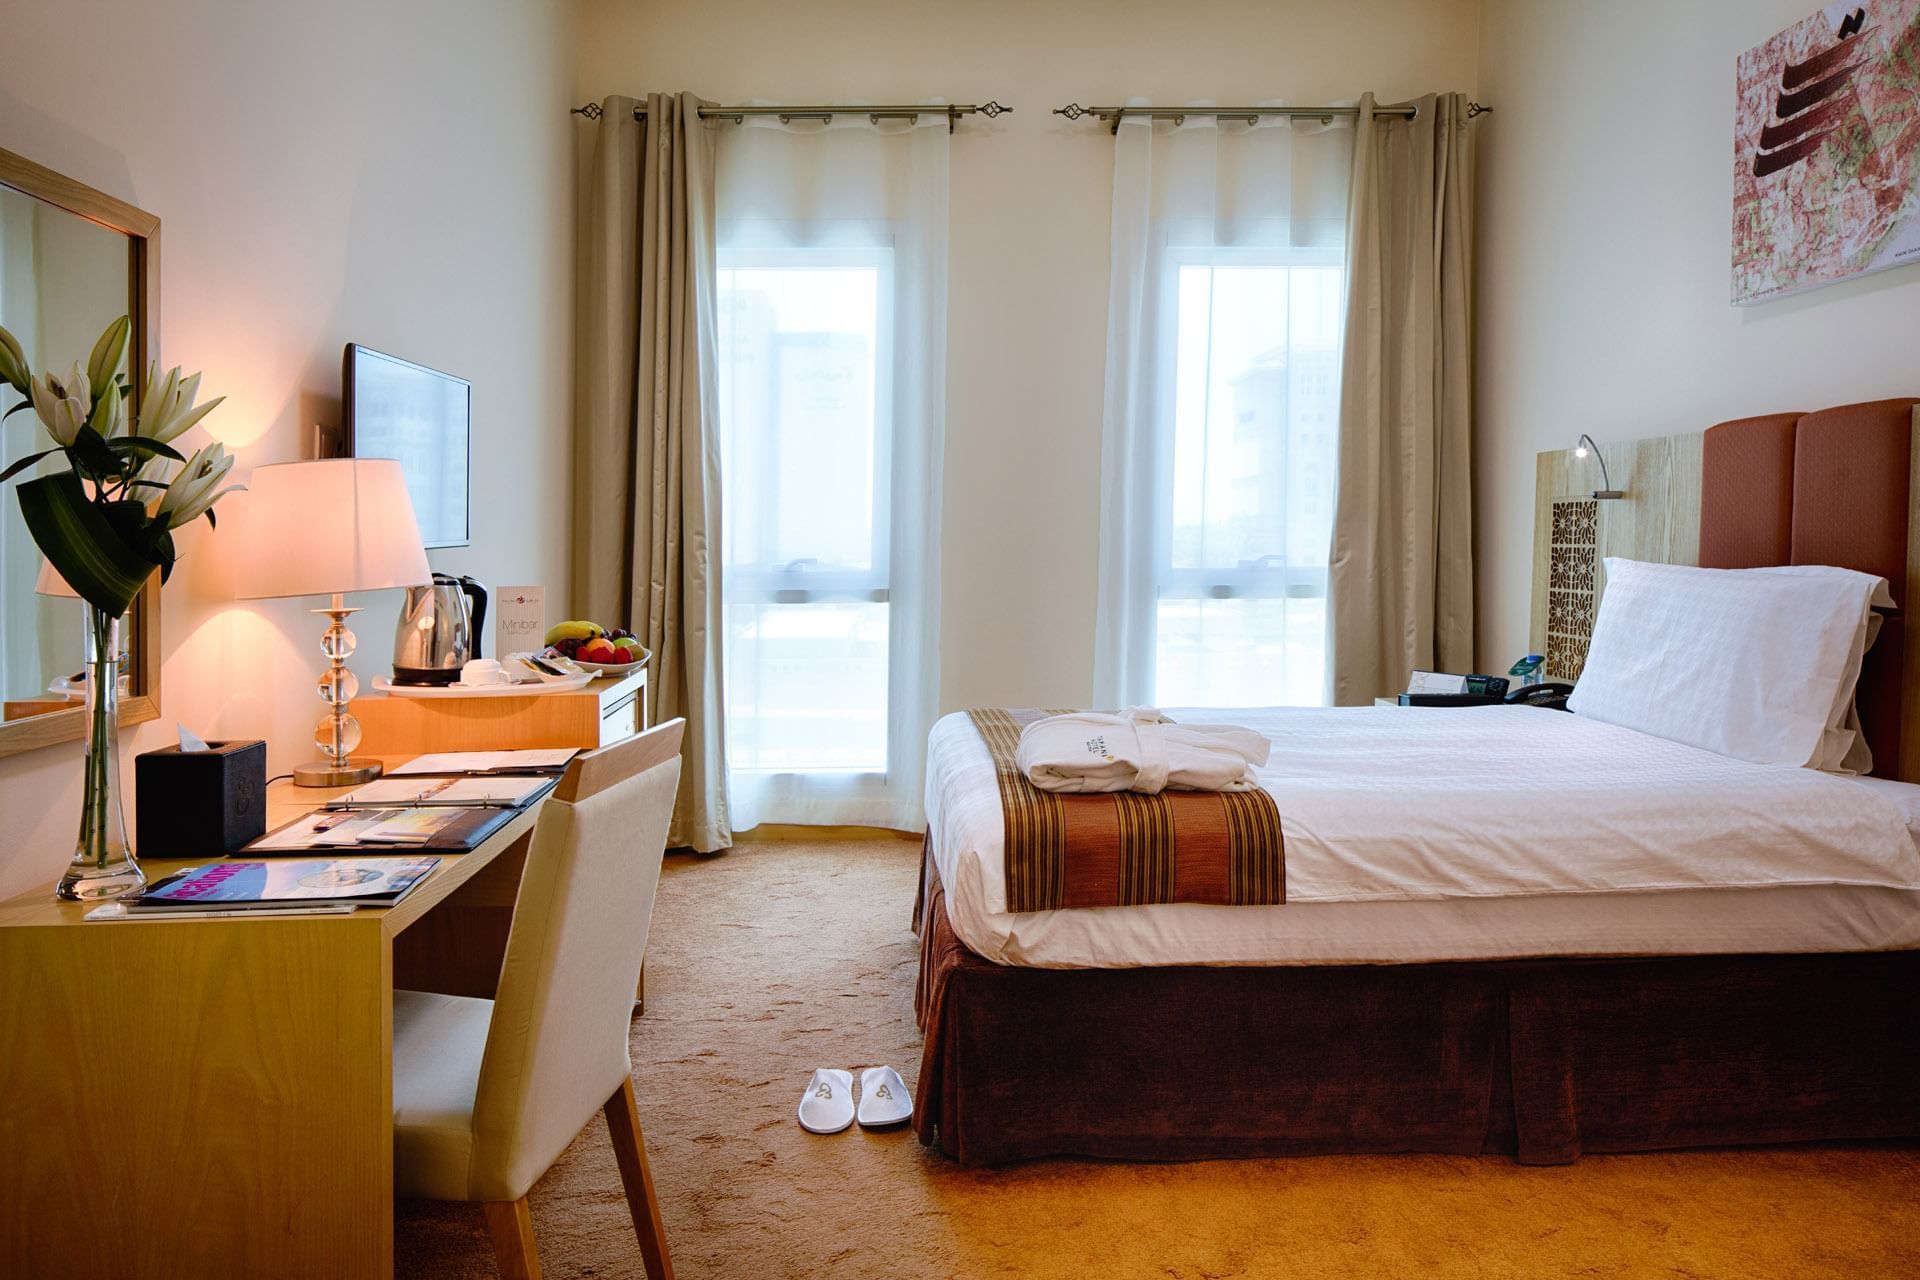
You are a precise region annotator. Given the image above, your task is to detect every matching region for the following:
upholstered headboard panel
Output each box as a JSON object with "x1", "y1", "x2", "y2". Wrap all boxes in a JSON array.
[
  {"x1": 1698, "y1": 398, "x2": 1919, "y2": 777},
  {"x1": 1697, "y1": 413, "x2": 1799, "y2": 568}
]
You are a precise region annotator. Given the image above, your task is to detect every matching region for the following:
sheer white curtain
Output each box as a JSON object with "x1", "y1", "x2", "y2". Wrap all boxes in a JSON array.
[
  {"x1": 1093, "y1": 106, "x2": 1352, "y2": 710},
  {"x1": 715, "y1": 112, "x2": 948, "y2": 831}
]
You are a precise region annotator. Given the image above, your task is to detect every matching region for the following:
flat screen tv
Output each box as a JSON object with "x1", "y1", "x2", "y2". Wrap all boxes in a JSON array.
[{"x1": 343, "y1": 344, "x2": 471, "y2": 549}]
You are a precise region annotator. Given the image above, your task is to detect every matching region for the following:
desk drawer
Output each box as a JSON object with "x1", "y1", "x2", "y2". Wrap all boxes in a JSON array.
[{"x1": 600, "y1": 692, "x2": 639, "y2": 744}]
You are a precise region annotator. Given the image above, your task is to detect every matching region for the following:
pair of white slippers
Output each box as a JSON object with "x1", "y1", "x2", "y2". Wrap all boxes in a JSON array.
[{"x1": 797, "y1": 1066, "x2": 912, "y2": 1134}]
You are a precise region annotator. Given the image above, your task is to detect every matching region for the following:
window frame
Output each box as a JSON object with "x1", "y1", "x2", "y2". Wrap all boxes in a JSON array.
[
  {"x1": 716, "y1": 241, "x2": 900, "y2": 779},
  {"x1": 1151, "y1": 242, "x2": 1343, "y2": 609},
  {"x1": 717, "y1": 244, "x2": 896, "y2": 608}
]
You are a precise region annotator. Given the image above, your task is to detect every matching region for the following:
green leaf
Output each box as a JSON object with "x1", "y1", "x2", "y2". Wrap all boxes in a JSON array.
[
  {"x1": 3, "y1": 399, "x2": 33, "y2": 419},
  {"x1": 15, "y1": 471, "x2": 157, "y2": 616},
  {"x1": 68, "y1": 425, "x2": 118, "y2": 478},
  {"x1": 0, "y1": 448, "x2": 57, "y2": 485},
  {"x1": 154, "y1": 529, "x2": 177, "y2": 584},
  {"x1": 101, "y1": 497, "x2": 149, "y2": 539},
  {"x1": 106, "y1": 436, "x2": 185, "y2": 463}
]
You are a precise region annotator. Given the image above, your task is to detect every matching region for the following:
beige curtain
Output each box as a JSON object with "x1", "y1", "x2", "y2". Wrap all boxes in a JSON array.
[
  {"x1": 1328, "y1": 92, "x2": 1477, "y2": 704},
  {"x1": 574, "y1": 93, "x2": 731, "y2": 850}
]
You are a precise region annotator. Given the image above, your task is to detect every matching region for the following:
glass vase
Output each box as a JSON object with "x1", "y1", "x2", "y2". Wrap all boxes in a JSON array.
[{"x1": 55, "y1": 606, "x2": 143, "y2": 902}]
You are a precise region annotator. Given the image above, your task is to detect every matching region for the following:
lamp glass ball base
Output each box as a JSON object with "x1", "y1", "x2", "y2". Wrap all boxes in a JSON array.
[{"x1": 294, "y1": 597, "x2": 384, "y2": 788}]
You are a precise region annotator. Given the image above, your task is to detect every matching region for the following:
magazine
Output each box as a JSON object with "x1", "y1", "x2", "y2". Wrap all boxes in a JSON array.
[{"x1": 128, "y1": 857, "x2": 441, "y2": 912}]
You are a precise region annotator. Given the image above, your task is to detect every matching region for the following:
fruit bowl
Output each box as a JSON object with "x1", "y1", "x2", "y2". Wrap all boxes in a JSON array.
[
  {"x1": 561, "y1": 650, "x2": 651, "y2": 677},
  {"x1": 542, "y1": 620, "x2": 649, "y2": 674}
]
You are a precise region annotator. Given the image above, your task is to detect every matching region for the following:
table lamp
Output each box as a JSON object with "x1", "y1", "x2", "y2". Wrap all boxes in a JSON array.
[
  {"x1": 35, "y1": 558, "x2": 90, "y2": 702},
  {"x1": 238, "y1": 459, "x2": 430, "y2": 786},
  {"x1": 35, "y1": 558, "x2": 78, "y2": 598}
]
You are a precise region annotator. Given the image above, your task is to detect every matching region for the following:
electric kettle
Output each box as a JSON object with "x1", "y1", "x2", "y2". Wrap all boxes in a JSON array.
[{"x1": 392, "y1": 573, "x2": 489, "y2": 686}]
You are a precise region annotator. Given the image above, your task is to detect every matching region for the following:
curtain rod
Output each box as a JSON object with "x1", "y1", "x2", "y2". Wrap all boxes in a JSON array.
[
  {"x1": 1053, "y1": 102, "x2": 1491, "y2": 133},
  {"x1": 570, "y1": 101, "x2": 1012, "y2": 133}
]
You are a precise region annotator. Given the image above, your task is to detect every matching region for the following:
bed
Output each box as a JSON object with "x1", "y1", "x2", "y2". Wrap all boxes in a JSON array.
[{"x1": 912, "y1": 396, "x2": 1920, "y2": 1167}]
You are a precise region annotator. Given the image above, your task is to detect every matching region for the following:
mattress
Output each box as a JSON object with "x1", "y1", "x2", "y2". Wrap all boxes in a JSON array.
[{"x1": 925, "y1": 705, "x2": 1920, "y2": 968}]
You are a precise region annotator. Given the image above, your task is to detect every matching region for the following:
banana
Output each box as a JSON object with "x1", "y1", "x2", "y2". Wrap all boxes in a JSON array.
[{"x1": 544, "y1": 620, "x2": 605, "y2": 645}]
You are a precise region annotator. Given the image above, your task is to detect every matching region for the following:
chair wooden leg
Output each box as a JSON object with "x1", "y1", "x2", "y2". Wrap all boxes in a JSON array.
[
  {"x1": 482, "y1": 1196, "x2": 542, "y2": 1280},
  {"x1": 604, "y1": 1076, "x2": 674, "y2": 1280}
]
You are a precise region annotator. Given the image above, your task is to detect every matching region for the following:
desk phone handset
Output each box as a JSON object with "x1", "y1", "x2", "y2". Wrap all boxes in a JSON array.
[{"x1": 1505, "y1": 682, "x2": 1574, "y2": 710}]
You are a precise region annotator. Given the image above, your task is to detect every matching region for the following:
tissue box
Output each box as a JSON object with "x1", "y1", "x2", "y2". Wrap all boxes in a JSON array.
[{"x1": 134, "y1": 740, "x2": 268, "y2": 857}]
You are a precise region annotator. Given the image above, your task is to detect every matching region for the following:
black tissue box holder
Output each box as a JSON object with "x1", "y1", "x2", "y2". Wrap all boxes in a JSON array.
[{"x1": 134, "y1": 740, "x2": 268, "y2": 858}]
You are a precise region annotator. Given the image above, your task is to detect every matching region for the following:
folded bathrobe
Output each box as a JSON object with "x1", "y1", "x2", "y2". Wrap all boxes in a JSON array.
[{"x1": 1015, "y1": 707, "x2": 1271, "y2": 794}]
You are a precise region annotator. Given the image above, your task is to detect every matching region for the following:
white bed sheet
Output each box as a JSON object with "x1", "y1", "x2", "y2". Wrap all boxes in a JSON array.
[{"x1": 926, "y1": 705, "x2": 1920, "y2": 969}]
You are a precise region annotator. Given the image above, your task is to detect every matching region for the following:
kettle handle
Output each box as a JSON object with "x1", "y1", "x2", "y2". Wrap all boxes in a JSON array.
[{"x1": 459, "y1": 577, "x2": 489, "y2": 659}]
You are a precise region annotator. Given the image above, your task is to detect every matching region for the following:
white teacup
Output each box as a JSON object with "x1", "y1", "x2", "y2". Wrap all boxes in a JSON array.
[{"x1": 460, "y1": 658, "x2": 511, "y2": 686}]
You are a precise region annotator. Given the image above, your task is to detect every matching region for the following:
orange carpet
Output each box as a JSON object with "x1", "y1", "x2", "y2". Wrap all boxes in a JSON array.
[{"x1": 394, "y1": 837, "x2": 1920, "y2": 1278}]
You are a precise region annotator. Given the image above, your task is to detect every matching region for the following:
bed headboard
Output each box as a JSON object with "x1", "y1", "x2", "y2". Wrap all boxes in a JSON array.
[{"x1": 1531, "y1": 398, "x2": 1920, "y2": 779}]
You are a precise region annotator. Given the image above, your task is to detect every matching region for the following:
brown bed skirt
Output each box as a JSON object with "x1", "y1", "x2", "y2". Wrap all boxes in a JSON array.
[{"x1": 912, "y1": 854, "x2": 1920, "y2": 1167}]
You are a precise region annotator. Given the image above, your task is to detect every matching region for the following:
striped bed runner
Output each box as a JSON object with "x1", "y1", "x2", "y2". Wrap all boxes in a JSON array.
[{"x1": 967, "y1": 708, "x2": 1285, "y2": 913}]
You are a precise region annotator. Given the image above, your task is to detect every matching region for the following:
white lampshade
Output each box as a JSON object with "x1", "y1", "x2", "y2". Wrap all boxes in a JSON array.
[
  {"x1": 237, "y1": 458, "x2": 431, "y2": 599},
  {"x1": 34, "y1": 557, "x2": 78, "y2": 598}
]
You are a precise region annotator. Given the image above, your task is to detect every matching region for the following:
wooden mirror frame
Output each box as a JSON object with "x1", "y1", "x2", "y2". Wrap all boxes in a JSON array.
[{"x1": 0, "y1": 146, "x2": 161, "y2": 760}]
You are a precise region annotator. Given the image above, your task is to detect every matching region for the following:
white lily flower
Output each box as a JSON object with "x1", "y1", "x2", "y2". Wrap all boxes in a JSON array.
[
  {"x1": 86, "y1": 316, "x2": 130, "y2": 394},
  {"x1": 30, "y1": 362, "x2": 90, "y2": 446},
  {"x1": 0, "y1": 323, "x2": 26, "y2": 392},
  {"x1": 137, "y1": 363, "x2": 223, "y2": 444},
  {"x1": 86, "y1": 378, "x2": 124, "y2": 438},
  {"x1": 158, "y1": 441, "x2": 244, "y2": 528}
]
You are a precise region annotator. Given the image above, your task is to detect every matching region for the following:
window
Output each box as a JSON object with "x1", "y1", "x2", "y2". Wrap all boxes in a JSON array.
[
  {"x1": 1153, "y1": 251, "x2": 1343, "y2": 708},
  {"x1": 717, "y1": 249, "x2": 893, "y2": 775},
  {"x1": 713, "y1": 115, "x2": 947, "y2": 832},
  {"x1": 1092, "y1": 116, "x2": 1351, "y2": 712}
]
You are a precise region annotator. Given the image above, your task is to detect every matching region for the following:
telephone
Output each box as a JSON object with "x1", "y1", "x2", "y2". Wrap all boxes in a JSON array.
[
  {"x1": 1398, "y1": 670, "x2": 1575, "y2": 709},
  {"x1": 1505, "y1": 681, "x2": 1574, "y2": 710}
]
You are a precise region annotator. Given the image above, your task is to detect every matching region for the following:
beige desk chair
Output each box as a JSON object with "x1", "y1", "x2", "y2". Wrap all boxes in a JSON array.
[{"x1": 392, "y1": 719, "x2": 686, "y2": 1280}]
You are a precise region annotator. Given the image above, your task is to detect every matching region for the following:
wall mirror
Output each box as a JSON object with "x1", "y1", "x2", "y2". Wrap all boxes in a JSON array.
[{"x1": 0, "y1": 146, "x2": 160, "y2": 759}]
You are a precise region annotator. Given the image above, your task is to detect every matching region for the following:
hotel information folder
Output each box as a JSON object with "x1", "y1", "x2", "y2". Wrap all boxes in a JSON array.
[
  {"x1": 244, "y1": 804, "x2": 520, "y2": 855},
  {"x1": 388, "y1": 749, "x2": 578, "y2": 777},
  {"x1": 326, "y1": 774, "x2": 557, "y2": 810},
  {"x1": 126, "y1": 857, "x2": 440, "y2": 911}
]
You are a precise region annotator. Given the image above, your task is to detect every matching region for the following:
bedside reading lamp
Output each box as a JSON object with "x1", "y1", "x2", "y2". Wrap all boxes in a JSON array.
[
  {"x1": 238, "y1": 459, "x2": 430, "y2": 786},
  {"x1": 1573, "y1": 433, "x2": 1624, "y2": 500}
]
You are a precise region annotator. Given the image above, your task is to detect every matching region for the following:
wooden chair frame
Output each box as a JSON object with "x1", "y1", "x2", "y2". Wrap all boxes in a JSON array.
[{"x1": 472, "y1": 718, "x2": 685, "y2": 1280}]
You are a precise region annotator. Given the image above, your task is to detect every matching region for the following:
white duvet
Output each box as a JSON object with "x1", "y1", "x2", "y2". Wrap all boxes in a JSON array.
[{"x1": 926, "y1": 705, "x2": 1920, "y2": 968}]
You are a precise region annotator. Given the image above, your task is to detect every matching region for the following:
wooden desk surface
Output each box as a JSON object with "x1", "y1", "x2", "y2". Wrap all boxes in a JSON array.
[{"x1": 0, "y1": 756, "x2": 542, "y2": 939}]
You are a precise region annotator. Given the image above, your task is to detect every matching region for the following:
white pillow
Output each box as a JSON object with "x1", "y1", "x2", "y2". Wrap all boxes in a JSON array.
[
  {"x1": 1743, "y1": 564, "x2": 1893, "y2": 772},
  {"x1": 1567, "y1": 558, "x2": 1891, "y2": 769}
]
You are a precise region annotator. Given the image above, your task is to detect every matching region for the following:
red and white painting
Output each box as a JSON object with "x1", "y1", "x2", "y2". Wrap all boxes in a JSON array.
[{"x1": 1732, "y1": 2, "x2": 1920, "y2": 304}]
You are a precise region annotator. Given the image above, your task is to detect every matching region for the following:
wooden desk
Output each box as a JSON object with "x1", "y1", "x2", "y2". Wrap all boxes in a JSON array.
[{"x1": 0, "y1": 762, "x2": 542, "y2": 1278}]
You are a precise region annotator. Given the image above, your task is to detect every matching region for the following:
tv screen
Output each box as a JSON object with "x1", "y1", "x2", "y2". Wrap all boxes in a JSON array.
[{"x1": 343, "y1": 344, "x2": 471, "y2": 548}]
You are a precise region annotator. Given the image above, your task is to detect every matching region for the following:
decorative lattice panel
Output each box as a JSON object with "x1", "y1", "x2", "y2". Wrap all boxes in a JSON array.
[{"x1": 1545, "y1": 499, "x2": 1598, "y2": 681}]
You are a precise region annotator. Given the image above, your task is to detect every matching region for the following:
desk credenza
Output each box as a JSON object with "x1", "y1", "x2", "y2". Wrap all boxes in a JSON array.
[
  {"x1": 354, "y1": 665, "x2": 648, "y2": 754},
  {"x1": 0, "y1": 669, "x2": 649, "y2": 1278}
]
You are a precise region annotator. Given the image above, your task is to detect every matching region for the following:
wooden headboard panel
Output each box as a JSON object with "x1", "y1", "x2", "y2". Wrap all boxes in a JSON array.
[{"x1": 1531, "y1": 399, "x2": 1920, "y2": 779}]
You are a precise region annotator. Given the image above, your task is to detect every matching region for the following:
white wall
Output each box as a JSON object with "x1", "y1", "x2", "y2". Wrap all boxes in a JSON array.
[
  {"x1": 576, "y1": 0, "x2": 1483, "y2": 711},
  {"x1": 0, "y1": 0, "x2": 575, "y2": 899},
  {"x1": 1475, "y1": 0, "x2": 1920, "y2": 669}
]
